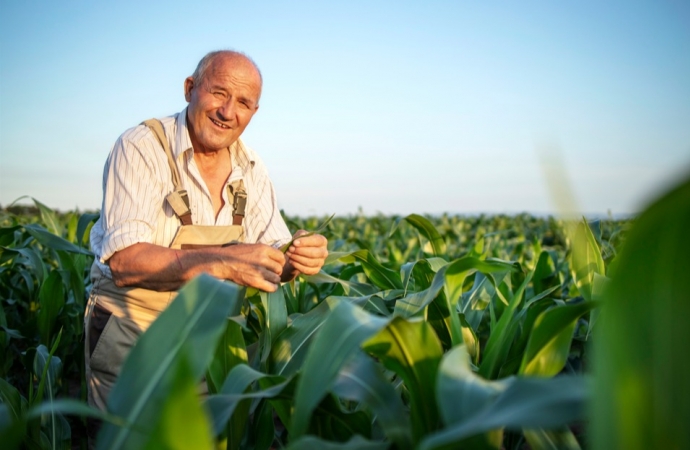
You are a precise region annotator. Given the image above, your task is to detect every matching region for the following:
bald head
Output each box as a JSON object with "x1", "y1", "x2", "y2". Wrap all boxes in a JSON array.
[{"x1": 191, "y1": 50, "x2": 263, "y2": 97}]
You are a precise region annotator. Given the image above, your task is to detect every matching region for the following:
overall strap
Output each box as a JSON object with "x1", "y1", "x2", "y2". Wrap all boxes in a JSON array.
[
  {"x1": 141, "y1": 119, "x2": 193, "y2": 226},
  {"x1": 228, "y1": 179, "x2": 247, "y2": 226}
]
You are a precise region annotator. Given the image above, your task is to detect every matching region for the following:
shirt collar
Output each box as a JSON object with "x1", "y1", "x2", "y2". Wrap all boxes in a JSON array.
[
  {"x1": 174, "y1": 107, "x2": 255, "y2": 172},
  {"x1": 174, "y1": 107, "x2": 194, "y2": 159}
]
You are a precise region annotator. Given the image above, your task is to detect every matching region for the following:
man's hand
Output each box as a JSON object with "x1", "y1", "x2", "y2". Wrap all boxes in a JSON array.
[
  {"x1": 282, "y1": 231, "x2": 328, "y2": 282},
  {"x1": 218, "y1": 243, "x2": 286, "y2": 292},
  {"x1": 109, "y1": 242, "x2": 286, "y2": 292}
]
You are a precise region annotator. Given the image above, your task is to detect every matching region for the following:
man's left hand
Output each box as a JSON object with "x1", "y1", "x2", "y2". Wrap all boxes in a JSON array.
[{"x1": 282, "y1": 231, "x2": 328, "y2": 280}]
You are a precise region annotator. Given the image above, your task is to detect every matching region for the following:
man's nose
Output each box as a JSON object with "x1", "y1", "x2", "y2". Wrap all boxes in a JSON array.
[{"x1": 217, "y1": 98, "x2": 237, "y2": 121}]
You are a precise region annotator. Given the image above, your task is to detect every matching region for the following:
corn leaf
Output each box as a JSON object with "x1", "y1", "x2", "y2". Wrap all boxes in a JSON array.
[
  {"x1": 270, "y1": 298, "x2": 340, "y2": 376},
  {"x1": 421, "y1": 346, "x2": 587, "y2": 450},
  {"x1": 519, "y1": 301, "x2": 595, "y2": 376},
  {"x1": 479, "y1": 270, "x2": 533, "y2": 379},
  {"x1": 24, "y1": 224, "x2": 92, "y2": 255},
  {"x1": 305, "y1": 272, "x2": 379, "y2": 297},
  {"x1": 96, "y1": 275, "x2": 243, "y2": 450},
  {"x1": 362, "y1": 317, "x2": 444, "y2": 444},
  {"x1": 37, "y1": 271, "x2": 65, "y2": 346},
  {"x1": 31, "y1": 199, "x2": 61, "y2": 236},
  {"x1": 567, "y1": 218, "x2": 604, "y2": 301},
  {"x1": 287, "y1": 434, "x2": 389, "y2": 450},
  {"x1": 205, "y1": 364, "x2": 290, "y2": 436},
  {"x1": 291, "y1": 300, "x2": 388, "y2": 439},
  {"x1": 142, "y1": 353, "x2": 214, "y2": 450},
  {"x1": 391, "y1": 214, "x2": 447, "y2": 257},
  {"x1": 592, "y1": 176, "x2": 690, "y2": 450},
  {"x1": 332, "y1": 352, "x2": 412, "y2": 449}
]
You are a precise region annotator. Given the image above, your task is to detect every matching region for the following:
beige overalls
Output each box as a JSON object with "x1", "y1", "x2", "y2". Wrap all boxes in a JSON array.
[{"x1": 84, "y1": 119, "x2": 246, "y2": 411}]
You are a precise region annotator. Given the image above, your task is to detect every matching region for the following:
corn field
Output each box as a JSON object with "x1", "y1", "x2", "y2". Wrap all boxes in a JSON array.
[{"x1": 1, "y1": 174, "x2": 688, "y2": 450}]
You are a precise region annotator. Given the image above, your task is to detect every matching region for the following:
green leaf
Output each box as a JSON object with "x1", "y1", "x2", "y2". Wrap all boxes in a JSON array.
[
  {"x1": 143, "y1": 353, "x2": 214, "y2": 450},
  {"x1": 41, "y1": 408, "x2": 71, "y2": 447},
  {"x1": 206, "y1": 364, "x2": 289, "y2": 436},
  {"x1": 400, "y1": 258, "x2": 447, "y2": 293},
  {"x1": 263, "y1": 288, "x2": 288, "y2": 345},
  {"x1": 394, "y1": 258, "x2": 515, "y2": 322},
  {"x1": 27, "y1": 399, "x2": 125, "y2": 426},
  {"x1": 24, "y1": 224, "x2": 92, "y2": 255},
  {"x1": 32, "y1": 198, "x2": 61, "y2": 236},
  {"x1": 459, "y1": 314, "x2": 480, "y2": 365},
  {"x1": 391, "y1": 214, "x2": 447, "y2": 257},
  {"x1": 206, "y1": 319, "x2": 250, "y2": 450},
  {"x1": 0, "y1": 378, "x2": 28, "y2": 450},
  {"x1": 435, "y1": 346, "x2": 504, "y2": 449},
  {"x1": 324, "y1": 250, "x2": 402, "y2": 290},
  {"x1": 592, "y1": 176, "x2": 690, "y2": 450},
  {"x1": 533, "y1": 251, "x2": 560, "y2": 296},
  {"x1": 479, "y1": 270, "x2": 533, "y2": 380},
  {"x1": 519, "y1": 301, "x2": 596, "y2": 376},
  {"x1": 270, "y1": 298, "x2": 340, "y2": 376},
  {"x1": 97, "y1": 275, "x2": 243, "y2": 450},
  {"x1": 362, "y1": 317, "x2": 444, "y2": 444},
  {"x1": 32, "y1": 335, "x2": 64, "y2": 450},
  {"x1": 291, "y1": 300, "x2": 388, "y2": 439},
  {"x1": 460, "y1": 273, "x2": 495, "y2": 332},
  {"x1": 0, "y1": 403, "x2": 25, "y2": 450},
  {"x1": 287, "y1": 434, "x2": 389, "y2": 450},
  {"x1": 523, "y1": 428, "x2": 582, "y2": 450},
  {"x1": 37, "y1": 270, "x2": 65, "y2": 345},
  {"x1": 249, "y1": 399, "x2": 275, "y2": 450},
  {"x1": 32, "y1": 332, "x2": 62, "y2": 406},
  {"x1": 421, "y1": 346, "x2": 587, "y2": 450},
  {"x1": 309, "y1": 394, "x2": 372, "y2": 441},
  {"x1": 305, "y1": 272, "x2": 379, "y2": 297},
  {"x1": 2, "y1": 246, "x2": 47, "y2": 285},
  {"x1": 351, "y1": 250, "x2": 403, "y2": 290},
  {"x1": 442, "y1": 257, "x2": 515, "y2": 347},
  {"x1": 332, "y1": 352, "x2": 412, "y2": 450},
  {"x1": 77, "y1": 213, "x2": 100, "y2": 246},
  {"x1": 207, "y1": 319, "x2": 247, "y2": 394},
  {"x1": 567, "y1": 218, "x2": 605, "y2": 301}
]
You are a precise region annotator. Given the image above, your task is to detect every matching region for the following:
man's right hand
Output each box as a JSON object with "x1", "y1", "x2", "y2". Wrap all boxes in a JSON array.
[{"x1": 215, "y1": 243, "x2": 286, "y2": 292}]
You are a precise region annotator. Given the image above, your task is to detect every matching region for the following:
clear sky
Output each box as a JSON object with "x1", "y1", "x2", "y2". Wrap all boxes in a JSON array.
[{"x1": 1, "y1": 0, "x2": 688, "y2": 217}]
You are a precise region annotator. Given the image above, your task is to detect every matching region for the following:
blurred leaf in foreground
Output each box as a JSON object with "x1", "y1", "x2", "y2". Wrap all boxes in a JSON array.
[{"x1": 591, "y1": 174, "x2": 690, "y2": 450}]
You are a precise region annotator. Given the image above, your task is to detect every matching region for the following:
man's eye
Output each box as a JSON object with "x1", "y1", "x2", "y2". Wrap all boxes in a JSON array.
[{"x1": 213, "y1": 92, "x2": 226, "y2": 99}]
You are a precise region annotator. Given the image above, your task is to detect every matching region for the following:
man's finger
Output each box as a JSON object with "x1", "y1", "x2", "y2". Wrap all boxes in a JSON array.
[
  {"x1": 286, "y1": 247, "x2": 328, "y2": 262},
  {"x1": 292, "y1": 233, "x2": 327, "y2": 248},
  {"x1": 289, "y1": 261, "x2": 321, "y2": 276},
  {"x1": 286, "y1": 253, "x2": 323, "y2": 268}
]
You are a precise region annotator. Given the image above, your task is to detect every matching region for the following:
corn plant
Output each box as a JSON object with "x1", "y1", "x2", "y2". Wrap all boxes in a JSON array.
[
  {"x1": 0, "y1": 199, "x2": 98, "y2": 449},
  {"x1": 0, "y1": 197, "x2": 642, "y2": 449}
]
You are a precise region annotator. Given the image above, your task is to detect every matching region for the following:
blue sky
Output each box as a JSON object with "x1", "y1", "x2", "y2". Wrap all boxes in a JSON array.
[{"x1": 1, "y1": 0, "x2": 688, "y2": 217}]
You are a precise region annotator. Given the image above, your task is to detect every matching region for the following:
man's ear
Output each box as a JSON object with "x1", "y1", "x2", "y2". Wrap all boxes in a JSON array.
[{"x1": 184, "y1": 77, "x2": 194, "y2": 102}]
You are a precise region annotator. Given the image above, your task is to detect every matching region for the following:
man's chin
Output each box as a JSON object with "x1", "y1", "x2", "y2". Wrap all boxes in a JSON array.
[{"x1": 196, "y1": 135, "x2": 236, "y2": 153}]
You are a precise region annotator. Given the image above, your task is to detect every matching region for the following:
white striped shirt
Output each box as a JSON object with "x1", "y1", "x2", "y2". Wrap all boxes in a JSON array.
[{"x1": 90, "y1": 108, "x2": 292, "y2": 278}]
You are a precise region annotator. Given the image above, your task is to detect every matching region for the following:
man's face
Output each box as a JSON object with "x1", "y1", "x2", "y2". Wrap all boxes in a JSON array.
[{"x1": 184, "y1": 55, "x2": 261, "y2": 153}]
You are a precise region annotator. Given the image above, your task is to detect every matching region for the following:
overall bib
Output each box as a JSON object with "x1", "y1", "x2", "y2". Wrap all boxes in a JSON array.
[{"x1": 84, "y1": 119, "x2": 246, "y2": 411}]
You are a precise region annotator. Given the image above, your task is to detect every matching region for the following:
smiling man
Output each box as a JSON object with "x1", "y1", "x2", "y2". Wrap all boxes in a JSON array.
[{"x1": 85, "y1": 50, "x2": 328, "y2": 415}]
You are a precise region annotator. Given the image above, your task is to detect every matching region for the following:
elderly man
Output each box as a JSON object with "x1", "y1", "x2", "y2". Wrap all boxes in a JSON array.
[{"x1": 85, "y1": 50, "x2": 328, "y2": 412}]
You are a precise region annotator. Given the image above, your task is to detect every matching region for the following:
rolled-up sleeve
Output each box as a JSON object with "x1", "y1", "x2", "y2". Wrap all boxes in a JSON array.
[{"x1": 99, "y1": 134, "x2": 166, "y2": 262}]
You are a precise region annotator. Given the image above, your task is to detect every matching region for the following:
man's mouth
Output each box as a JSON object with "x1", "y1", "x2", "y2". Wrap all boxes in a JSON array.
[{"x1": 210, "y1": 117, "x2": 231, "y2": 129}]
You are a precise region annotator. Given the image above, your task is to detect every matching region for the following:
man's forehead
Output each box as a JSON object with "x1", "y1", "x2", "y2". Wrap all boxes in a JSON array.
[{"x1": 208, "y1": 55, "x2": 261, "y2": 82}]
